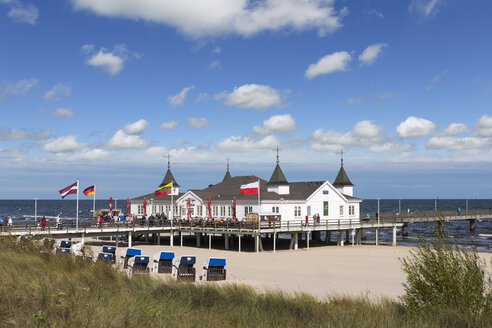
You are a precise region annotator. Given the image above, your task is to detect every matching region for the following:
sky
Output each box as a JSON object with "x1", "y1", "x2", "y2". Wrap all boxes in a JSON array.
[{"x1": 1, "y1": 0, "x2": 492, "y2": 200}]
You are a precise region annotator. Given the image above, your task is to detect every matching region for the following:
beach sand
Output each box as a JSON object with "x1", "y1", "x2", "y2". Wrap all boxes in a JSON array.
[{"x1": 85, "y1": 239, "x2": 492, "y2": 300}]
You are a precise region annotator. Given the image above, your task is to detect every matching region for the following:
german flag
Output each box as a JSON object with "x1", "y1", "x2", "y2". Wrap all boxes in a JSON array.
[
  {"x1": 155, "y1": 182, "x2": 172, "y2": 196},
  {"x1": 83, "y1": 185, "x2": 95, "y2": 197}
]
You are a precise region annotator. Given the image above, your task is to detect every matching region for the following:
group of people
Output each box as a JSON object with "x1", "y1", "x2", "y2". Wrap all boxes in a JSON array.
[
  {"x1": 304, "y1": 213, "x2": 321, "y2": 226},
  {"x1": 0, "y1": 216, "x2": 13, "y2": 230}
]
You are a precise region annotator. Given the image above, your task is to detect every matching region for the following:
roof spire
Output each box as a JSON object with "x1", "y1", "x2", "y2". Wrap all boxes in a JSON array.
[
  {"x1": 276, "y1": 146, "x2": 279, "y2": 165},
  {"x1": 226, "y1": 156, "x2": 230, "y2": 172},
  {"x1": 336, "y1": 149, "x2": 344, "y2": 167},
  {"x1": 222, "y1": 157, "x2": 232, "y2": 182},
  {"x1": 167, "y1": 153, "x2": 171, "y2": 169}
]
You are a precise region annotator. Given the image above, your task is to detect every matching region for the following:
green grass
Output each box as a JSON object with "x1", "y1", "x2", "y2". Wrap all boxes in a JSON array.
[{"x1": 0, "y1": 237, "x2": 491, "y2": 327}]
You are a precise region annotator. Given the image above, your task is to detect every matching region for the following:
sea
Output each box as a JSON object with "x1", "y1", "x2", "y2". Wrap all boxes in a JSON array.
[{"x1": 1, "y1": 199, "x2": 492, "y2": 252}]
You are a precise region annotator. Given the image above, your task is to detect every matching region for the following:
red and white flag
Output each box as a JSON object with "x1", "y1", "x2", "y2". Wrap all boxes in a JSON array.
[
  {"x1": 59, "y1": 181, "x2": 78, "y2": 199},
  {"x1": 240, "y1": 181, "x2": 259, "y2": 195}
]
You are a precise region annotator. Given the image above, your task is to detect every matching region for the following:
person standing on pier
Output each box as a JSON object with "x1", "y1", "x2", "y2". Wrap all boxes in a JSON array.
[{"x1": 41, "y1": 216, "x2": 46, "y2": 230}]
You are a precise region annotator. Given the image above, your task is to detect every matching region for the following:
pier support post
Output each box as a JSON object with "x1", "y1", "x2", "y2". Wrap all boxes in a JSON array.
[
  {"x1": 351, "y1": 229, "x2": 355, "y2": 246},
  {"x1": 402, "y1": 223, "x2": 409, "y2": 237},
  {"x1": 356, "y1": 229, "x2": 362, "y2": 245},
  {"x1": 392, "y1": 227, "x2": 397, "y2": 247},
  {"x1": 238, "y1": 234, "x2": 241, "y2": 252},
  {"x1": 196, "y1": 233, "x2": 201, "y2": 247},
  {"x1": 273, "y1": 232, "x2": 276, "y2": 253},
  {"x1": 225, "y1": 234, "x2": 229, "y2": 250},
  {"x1": 157, "y1": 233, "x2": 160, "y2": 245},
  {"x1": 180, "y1": 232, "x2": 183, "y2": 247},
  {"x1": 469, "y1": 219, "x2": 476, "y2": 231},
  {"x1": 375, "y1": 228, "x2": 379, "y2": 246},
  {"x1": 209, "y1": 234, "x2": 212, "y2": 250},
  {"x1": 116, "y1": 234, "x2": 119, "y2": 247},
  {"x1": 170, "y1": 231, "x2": 174, "y2": 247},
  {"x1": 81, "y1": 233, "x2": 85, "y2": 244},
  {"x1": 259, "y1": 235, "x2": 263, "y2": 252},
  {"x1": 128, "y1": 232, "x2": 132, "y2": 247},
  {"x1": 345, "y1": 230, "x2": 350, "y2": 243},
  {"x1": 326, "y1": 231, "x2": 331, "y2": 243},
  {"x1": 360, "y1": 228, "x2": 366, "y2": 240},
  {"x1": 337, "y1": 232, "x2": 344, "y2": 246},
  {"x1": 307, "y1": 232, "x2": 310, "y2": 250}
]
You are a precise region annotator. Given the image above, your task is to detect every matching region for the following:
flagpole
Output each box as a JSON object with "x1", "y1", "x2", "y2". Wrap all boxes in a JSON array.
[
  {"x1": 171, "y1": 181, "x2": 174, "y2": 222},
  {"x1": 76, "y1": 178, "x2": 79, "y2": 231},
  {"x1": 93, "y1": 185, "x2": 96, "y2": 219},
  {"x1": 257, "y1": 179, "x2": 260, "y2": 229}
]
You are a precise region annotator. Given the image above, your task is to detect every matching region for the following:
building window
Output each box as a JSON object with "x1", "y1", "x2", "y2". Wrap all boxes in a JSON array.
[
  {"x1": 272, "y1": 206, "x2": 279, "y2": 213},
  {"x1": 220, "y1": 206, "x2": 225, "y2": 216},
  {"x1": 152, "y1": 206, "x2": 156, "y2": 214},
  {"x1": 197, "y1": 206, "x2": 202, "y2": 216},
  {"x1": 137, "y1": 205, "x2": 143, "y2": 214},
  {"x1": 294, "y1": 206, "x2": 301, "y2": 217},
  {"x1": 339, "y1": 205, "x2": 344, "y2": 216},
  {"x1": 213, "y1": 206, "x2": 218, "y2": 216},
  {"x1": 323, "y1": 201, "x2": 329, "y2": 216},
  {"x1": 349, "y1": 205, "x2": 355, "y2": 216},
  {"x1": 245, "y1": 206, "x2": 253, "y2": 215},
  {"x1": 228, "y1": 206, "x2": 232, "y2": 216},
  {"x1": 323, "y1": 190, "x2": 329, "y2": 195},
  {"x1": 180, "y1": 206, "x2": 185, "y2": 216},
  {"x1": 307, "y1": 206, "x2": 311, "y2": 216}
]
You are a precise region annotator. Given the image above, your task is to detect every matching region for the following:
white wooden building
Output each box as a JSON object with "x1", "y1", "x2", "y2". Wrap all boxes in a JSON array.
[{"x1": 131, "y1": 159, "x2": 362, "y2": 224}]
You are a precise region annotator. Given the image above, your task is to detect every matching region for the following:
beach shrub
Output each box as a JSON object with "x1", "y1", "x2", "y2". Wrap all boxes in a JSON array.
[{"x1": 400, "y1": 221, "x2": 492, "y2": 319}]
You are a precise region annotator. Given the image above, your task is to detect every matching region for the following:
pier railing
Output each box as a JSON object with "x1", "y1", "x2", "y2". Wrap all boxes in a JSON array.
[{"x1": 360, "y1": 209, "x2": 492, "y2": 224}]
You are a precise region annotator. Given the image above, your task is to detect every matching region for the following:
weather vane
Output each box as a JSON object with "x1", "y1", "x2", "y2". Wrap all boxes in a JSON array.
[{"x1": 335, "y1": 149, "x2": 345, "y2": 166}]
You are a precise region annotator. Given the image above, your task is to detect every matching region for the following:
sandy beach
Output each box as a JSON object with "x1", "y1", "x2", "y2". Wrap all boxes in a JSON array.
[{"x1": 81, "y1": 239, "x2": 492, "y2": 300}]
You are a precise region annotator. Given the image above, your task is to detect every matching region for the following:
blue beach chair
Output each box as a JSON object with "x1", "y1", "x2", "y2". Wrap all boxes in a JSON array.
[
  {"x1": 127, "y1": 256, "x2": 150, "y2": 276},
  {"x1": 152, "y1": 251, "x2": 175, "y2": 274},
  {"x1": 119, "y1": 248, "x2": 142, "y2": 269},
  {"x1": 172, "y1": 256, "x2": 196, "y2": 282},
  {"x1": 102, "y1": 245, "x2": 117, "y2": 263},
  {"x1": 202, "y1": 258, "x2": 227, "y2": 281},
  {"x1": 96, "y1": 252, "x2": 114, "y2": 263},
  {"x1": 55, "y1": 240, "x2": 72, "y2": 254}
]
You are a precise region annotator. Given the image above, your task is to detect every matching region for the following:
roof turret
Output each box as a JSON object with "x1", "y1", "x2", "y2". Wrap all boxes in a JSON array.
[
  {"x1": 160, "y1": 155, "x2": 180, "y2": 187},
  {"x1": 268, "y1": 148, "x2": 289, "y2": 185},
  {"x1": 223, "y1": 157, "x2": 232, "y2": 182},
  {"x1": 333, "y1": 165, "x2": 353, "y2": 186}
]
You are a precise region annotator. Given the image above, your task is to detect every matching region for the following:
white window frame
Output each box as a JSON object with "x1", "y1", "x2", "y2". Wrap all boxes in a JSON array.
[{"x1": 294, "y1": 206, "x2": 301, "y2": 217}]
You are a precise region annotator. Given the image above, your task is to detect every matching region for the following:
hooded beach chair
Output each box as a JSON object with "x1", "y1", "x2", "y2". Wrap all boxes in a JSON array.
[
  {"x1": 102, "y1": 245, "x2": 117, "y2": 264},
  {"x1": 96, "y1": 252, "x2": 114, "y2": 263},
  {"x1": 119, "y1": 248, "x2": 141, "y2": 269},
  {"x1": 202, "y1": 258, "x2": 227, "y2": 281},
  {"x1": 55, "y1": 240, "x2": 72, "y2": 254},
  {"x1": 172, "y1": 256, "x2": 196, "y2": 282},
  {"x1": 152, "y1": 251, "x2": 175, "y2": 274},
  {"x1": 127, "y1": 255, "x2": 150, "y2": 276}
]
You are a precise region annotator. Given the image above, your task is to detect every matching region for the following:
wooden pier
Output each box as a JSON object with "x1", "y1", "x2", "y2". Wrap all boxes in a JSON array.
[{"x1": 1, "y1": 209, "x2": 491, "y2": 252}]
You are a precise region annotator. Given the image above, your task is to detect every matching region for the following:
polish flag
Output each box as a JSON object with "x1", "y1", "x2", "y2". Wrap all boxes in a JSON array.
[
  {"x1": 59, "y1": 181, "x2": 78, "y2": 199},
  {"x1": 240, "y1": 181, "x2": 259, "y2": 195}
]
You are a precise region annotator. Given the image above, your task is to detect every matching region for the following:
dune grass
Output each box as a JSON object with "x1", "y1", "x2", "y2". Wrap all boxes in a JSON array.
[{"x1": 0, "y1": 237, "x2": 490, "y2": 327}]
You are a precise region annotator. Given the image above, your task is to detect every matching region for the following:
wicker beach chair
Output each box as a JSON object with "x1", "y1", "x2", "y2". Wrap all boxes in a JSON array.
[
  {"x1": 172, "y1": 256, "x2": 196, "y2": 282},
  {"x1": 102, "y1": 245, "x2": 117, "y2": 264},
  {"x1": 119, "y1": 248, "x2": 142, "y2": 269},
  {"x1": 202, "y1": 258, "x2": 227, "y2": 281},
  {"x1": 152, "y1": 251, "x2": 175, "y2": 274},
  {"x1": 127, "y1": 256, "x2": 150, "y2": 276},
  {"x1": 96, "y1": 252, "x2": 114, "y2": 263}
]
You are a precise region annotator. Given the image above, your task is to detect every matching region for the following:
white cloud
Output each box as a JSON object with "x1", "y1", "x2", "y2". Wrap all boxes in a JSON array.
[
  {"x1": 86, "y1": 49, "x2": 124, "y2": 76},
  {"x1": 7, "y1": 2, "x2": 38, "y2": 24},
  {"x1": 81, "y1": 44, "x2": 94, "y2": 53},
  {"x1": 368, "y1": 9, "x2": 383, "y2": 18},
  {"x1": 145, "y1": 144, "x2": 213, "y2": 162},
  {"x1": 305, "y1": 51, "x2": 351, "y2": 79},
  {"x1": 212, "y1": 46, "x2": 221, "y2": 54},
  {"x1": 124, "y1": 119, "x2": 148, "y2": 135},
  {"x1": 194, "y1": 93, "x2": 209, "y2": 103},
  {"x1": 215, "y1": 83, "x2": 284, "y2": 110},
  {"x1": 0, "y1": 127, "x2": 50, "y2": 140},
  {"x1": 160, "y1": 121, "x2": 179, "y2": 130},
  {"x1": 52, "y1": 148, "x2": 111, "y2": 161},
  {"x1": 43, "y1": 83, "x2": 71, "y2": 101},
  {"x1": 210, "y1": 60, "x2": 221, "y2": 69},
  {"x1": 437, "y1": 123, "x2": 468, "y2": 136},
  {"x1": 0, "y1": 78, "x2": 38, "y2": 98},
  {"x1": 71, "y1": 0, "x2": 345, "y2": 38},
  {"x1": 476, "y1": 115, "x2": 492, "y2": 137},
  {"x1": 346, "y1": 97, "x2": 363, "y2": 105},
  {"x1": 397, "y1": 116, "x2": 437, "y2": 138},
  {"x1": 311, "y1": 120, "x2": 386, "y2": 150},
  {"x1": 253, "y1": 114, "x2": 296, "y2": 135},
  {"x1": 187, "y1": 117, "x2": 209, "y2": 128},
  {"x1": 107, "y1": 130, "x2": 151, "y2": 149},
  {"x1": 167, "y1": 86, "x2": 195, "y2": 107},
  {"x1": 359, "y1": 43, "x2": 387, "y2": 66},
  {"x1": 43, "y1": 136, "x2": 86, "y2": 153},
  {"x1": 217, "y1": 135, "x2": 279, "y2": 152},
  {"x1": 409, "y1": 0, "x2": 443, "y2": 18},
  {"x1": 426, "y1": 136, "x2": 491, "y2": 151},
  {"x1": 369, "y1": 142, "x2": 415, "y2": 154},
  {"x1": 52, "y1": 108, "x2": 74, "y2": 118},
  {"x1": 425, "y1": 70, "x2": 447, "y2": 91}
]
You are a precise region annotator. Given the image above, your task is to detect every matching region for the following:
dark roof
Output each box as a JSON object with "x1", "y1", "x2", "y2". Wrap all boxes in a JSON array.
[
  {"x1": 268, "y1": 164, "x2": 289, "y2": 185},
  {"x1": 222, "y1": 170, "x2": 232, "y2": 182},
  {"x1": 342, "y1": 194, "x2": 362, "y2": 202},
  {"x1": 333, "y1": 166, "x2": 354, "y2": 187},
  {"x1": 160, "y1": 168, "x2": 180, "y2": 187},
  {"x1": 187, "y1": 176, "x2": 324, "y2": 202}
]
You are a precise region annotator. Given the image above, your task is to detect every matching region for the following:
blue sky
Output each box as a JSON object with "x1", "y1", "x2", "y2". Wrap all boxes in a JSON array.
[{"x1": 1, "y1": 0, "x2": 492, "y2": 199}]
